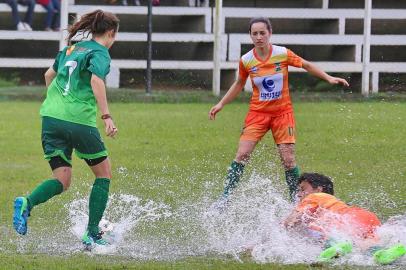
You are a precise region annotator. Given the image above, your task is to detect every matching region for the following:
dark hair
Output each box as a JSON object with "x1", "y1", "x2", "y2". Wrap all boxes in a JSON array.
[
  {"x1": 249, "y1": 17, "x2": 272, "y2": 33},
  {"x1": 299, "y1": 173, "x2": 334, "y2": 195},
  {"x1": 67, "y1": 10, "x2": 120, "y2": 45}
]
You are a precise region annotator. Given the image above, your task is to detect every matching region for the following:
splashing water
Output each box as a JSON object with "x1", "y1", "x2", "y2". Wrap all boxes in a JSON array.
[
  {"x1": 3, "y1": 167, "x2": 405, "y2": 267},
  {"x1": 63, "y1": 169, "x2": 406, "y2": 266},
  {"x1": 200, "y1": 172, "x2": 322, "y2": 264},
  {"x1": 68, "y1": 194, "x2": 172, "y2": 254}
]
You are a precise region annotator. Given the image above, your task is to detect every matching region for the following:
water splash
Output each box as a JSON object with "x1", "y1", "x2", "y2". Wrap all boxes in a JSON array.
[
  {"x1": 3, "y1": 167, "x2": 405, "y2": 267},
  {"x1": 68, "y1": 193, "x2": 172, "y2": 254},
  {"x1": 62, "y1": 170, "x2": 405, "y2": 266}
]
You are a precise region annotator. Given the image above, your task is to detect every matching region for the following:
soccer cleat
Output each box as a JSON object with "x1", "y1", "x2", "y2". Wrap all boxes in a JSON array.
[
  {"x1": 82, "y1": 230, "x2": 110, "y2": 250},
  {"x1": 13, "y1": 197, "x2": 30, "y2": 235},
  {"x1": 317, "y1": 241, "x2": 353, "y2": 262},
  {"x1": 373, "y1": 244, "x2": 406, "y2": 265}
]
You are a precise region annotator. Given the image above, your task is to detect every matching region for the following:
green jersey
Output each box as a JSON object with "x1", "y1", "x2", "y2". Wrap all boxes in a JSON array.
[{"x1": 40, "y1": 40, "x2": 111, "y2": 127}]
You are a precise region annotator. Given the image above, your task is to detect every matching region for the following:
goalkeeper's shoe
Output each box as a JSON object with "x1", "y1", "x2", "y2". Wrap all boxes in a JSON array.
[
  {"x1": 82, "y1": 230, "x2": 110, "y2": 250},
  {"x1": 13, "y1": 197, "x2": 30, "y2": 235},
  {"x1": 373, "y1": 244, "x2": 406, "y2": 265},
  {"x1": 317, "y1": 241, "x2": 353, "y2": 262}
]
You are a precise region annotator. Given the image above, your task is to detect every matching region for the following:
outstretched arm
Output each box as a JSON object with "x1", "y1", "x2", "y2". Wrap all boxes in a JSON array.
[
  {"x1": 208, "y1": 76, "x2": 246, "y2": 120},
  {"x1": 302, "y1": 60, "x2": 349, "y2": 87}
]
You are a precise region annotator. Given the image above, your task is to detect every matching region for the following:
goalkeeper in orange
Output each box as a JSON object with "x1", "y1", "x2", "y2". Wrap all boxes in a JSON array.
[{"x1": 284, "y1": 172, "x2": 406, "y2": 264}]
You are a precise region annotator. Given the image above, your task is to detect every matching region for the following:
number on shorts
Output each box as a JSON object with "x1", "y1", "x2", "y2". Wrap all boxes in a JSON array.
[{"x1": 63, "y1": 60, "x2": 78, "y2": 96}]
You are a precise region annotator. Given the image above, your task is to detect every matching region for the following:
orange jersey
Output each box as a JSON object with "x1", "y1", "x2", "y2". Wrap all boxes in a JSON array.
[
  {"x1": 297, "y1": 193, "x2": 350, "y2": 214},
  {"x1": 296, "y1": 193, "x2": 381, "y2": 241},
  {"x1": 239, "y1": 45, "x2": 303, "y2": 116}
]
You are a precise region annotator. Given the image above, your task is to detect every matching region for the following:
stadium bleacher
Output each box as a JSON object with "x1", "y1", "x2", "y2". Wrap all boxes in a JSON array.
[{"x1": 0, "y1": 0, "x2": 405, "y2": 91}]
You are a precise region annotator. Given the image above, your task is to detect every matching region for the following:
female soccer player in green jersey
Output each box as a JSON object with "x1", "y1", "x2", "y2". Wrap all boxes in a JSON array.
[{"x1": 13, "y1": 9, "x2": 119, "y2": 248}]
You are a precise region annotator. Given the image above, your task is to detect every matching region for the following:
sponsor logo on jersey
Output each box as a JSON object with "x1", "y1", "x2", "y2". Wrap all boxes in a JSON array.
[
  {"x1": 252, "y1": 73, "x2": 284, "y2": 101},
  {"x1": 275, "y1": 62, "x2": 282, "y2": 72},
  {"x1": 250, "y1": 66, "x2": 258, "y2": 73},
  {"x1": 262, "y1": 77, "x2": 276, "y2": 92}
]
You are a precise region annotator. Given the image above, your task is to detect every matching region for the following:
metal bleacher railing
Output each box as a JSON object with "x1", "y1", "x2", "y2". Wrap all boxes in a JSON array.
[
  {"x1": 0, "y1": 1, "x2": 405, "y2": 92},
  {"x1": 224, "y1": 6, "x2": 406, "y2": 93}
]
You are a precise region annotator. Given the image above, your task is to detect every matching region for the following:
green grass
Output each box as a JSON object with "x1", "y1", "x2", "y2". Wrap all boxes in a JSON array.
[
  {"x1": 0, "y1": 254, "x2": 355, "y2": 270},
  {"x1": 2, "y1": 86, "x2": 406, "y2": 103},
  {"x1": 0, "y1": 100, "x2": 405, "y2": 269}
]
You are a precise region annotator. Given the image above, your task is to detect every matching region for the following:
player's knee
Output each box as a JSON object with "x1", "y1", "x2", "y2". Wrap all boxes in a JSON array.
[
  {"x1": 86, "y1": 156, "x2": 112, "y2": 179},
  {"x1": 49, "y1": 156, "x2": 72, "y2": 191}
]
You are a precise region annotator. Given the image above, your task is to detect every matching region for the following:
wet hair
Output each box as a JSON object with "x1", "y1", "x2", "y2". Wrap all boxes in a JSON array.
[
  {"x1": 67, "y1": 9, "x2": 120, "y2": 45},
  {"x1": 249, "y1": 17, "x2": 272, "y2": 33},
  {"x1": 299, "y1": 173, "x2": 334, "y2": 195}
]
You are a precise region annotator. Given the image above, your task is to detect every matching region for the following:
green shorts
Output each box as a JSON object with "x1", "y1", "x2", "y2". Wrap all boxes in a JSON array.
[{"x1": 41, "y1": 116, "x2": 108, "y2": 165}]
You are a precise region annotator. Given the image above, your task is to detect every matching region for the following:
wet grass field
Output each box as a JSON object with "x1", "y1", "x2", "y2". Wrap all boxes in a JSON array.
[{"x1": 0, "y1": 100, "x2": 405, "y2": 269}]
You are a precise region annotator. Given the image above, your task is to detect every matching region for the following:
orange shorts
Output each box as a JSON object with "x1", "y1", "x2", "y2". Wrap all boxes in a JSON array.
[{"x1": 240, "y1": 111, "x2": 296, "y2": 144}]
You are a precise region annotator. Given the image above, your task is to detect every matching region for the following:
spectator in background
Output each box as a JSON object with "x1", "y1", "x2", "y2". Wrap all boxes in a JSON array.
[
  {"x1": 105, "y1": 0, "x2": 142, "y2": 6},
  {"x1": 5, "y1": 0, "x2": 35, "y2": 31},
  {"x1": 121, "y1": 0, "x2": 141, "y2": 5},
  {"x1": 189, "y1": 0, "x2": 209, "y2": 7},
  {"x1": 37, "y1": 0, "x2": 60, "y2": 31},
  {"x1": 121, "y1": 0, "x2": 160, "y2": 6}
]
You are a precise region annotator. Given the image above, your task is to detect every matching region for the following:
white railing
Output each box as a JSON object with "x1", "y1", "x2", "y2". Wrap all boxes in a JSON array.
[{"x1": 0, "y1": 2, "x2": 405, "y2": 92}]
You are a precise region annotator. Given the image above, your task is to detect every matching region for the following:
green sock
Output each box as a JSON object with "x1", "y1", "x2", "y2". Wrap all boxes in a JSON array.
[
  {"x1": 285, "y1": 166, "x2": 300, "y2": 201},
  {"x1": 27, "y1": 179, "x2": 63, "y2": 210},
  {"x1": 87, "y1": 178, "x2": 110, "y2": 236},
  {"x1": 223, "y1": 161, "x2": 245, "y2": 197}
]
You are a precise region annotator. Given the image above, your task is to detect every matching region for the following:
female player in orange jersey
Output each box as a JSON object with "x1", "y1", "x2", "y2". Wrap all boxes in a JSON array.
[
  {"x1": 209, "y1": 17, "x2": 349, "y2": 202},
  {"x1": 284, "y1": 173, "x2": 406, "y2": 264}
]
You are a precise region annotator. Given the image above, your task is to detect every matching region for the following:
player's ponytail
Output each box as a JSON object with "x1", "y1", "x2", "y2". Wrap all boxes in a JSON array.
[{"x1": 67, "y1": 10, "x2": 120, "y2": 45}]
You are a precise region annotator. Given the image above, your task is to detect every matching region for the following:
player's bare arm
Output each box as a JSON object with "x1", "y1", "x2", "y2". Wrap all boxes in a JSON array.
[
  {"x1": 209, "y1": 76, "x2": 246, "y2": 120},
  {"x1": 44, "y1": 67, "x2": 56, "y2": 88},
  {"x1": 91, "y1": 74, "x2": 118, "y2": 138},
  {"x1": 302, "y1": 60, "x2": 349, "y2": 87}
]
